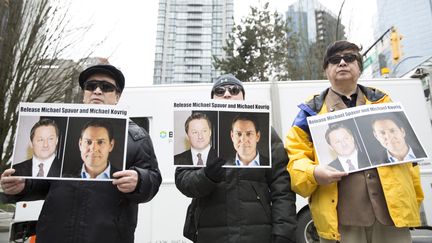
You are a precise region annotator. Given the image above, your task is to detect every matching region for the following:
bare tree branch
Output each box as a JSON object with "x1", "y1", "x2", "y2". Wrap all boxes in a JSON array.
[{"x1": 0, "y1": 0, "x2": 96, "y2": 171}]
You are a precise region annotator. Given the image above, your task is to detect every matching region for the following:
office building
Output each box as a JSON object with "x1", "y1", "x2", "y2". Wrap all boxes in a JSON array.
[{"x1": 373, "y1": 0, "x2": 432, "y2": 77}]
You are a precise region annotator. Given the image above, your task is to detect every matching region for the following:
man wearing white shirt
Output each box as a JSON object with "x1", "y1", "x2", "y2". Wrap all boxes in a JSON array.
[
  {"x1": 228, "y1": 113, "x2": 269, "y2": 167},
  {"x1": 174, "y1": 112, "x2": 217, "y2": 166},
  {"x1": 13, "y1": 118, "x2": 61, "y2": 177},
  {"x1": 372, "y1": 115, "x2": 425, "y2": 164},
  {"x1": 325, "y1": 123, "x2": 371, "y2": 172},
  {"x1": 78, "y1": 119, "x2": 120, "y2": 179}
]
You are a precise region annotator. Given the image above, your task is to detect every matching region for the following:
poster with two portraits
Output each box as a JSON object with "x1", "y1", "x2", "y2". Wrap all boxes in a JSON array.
[
  {"x1": 11, "y1": 102, "x2": 128, "y2": 181},
  {"x1": 308, "y1": 102, "x2": 428, "y2": 173},
  {"x1": 173, "y1": 100, "x2": 271, "y2": 168}
]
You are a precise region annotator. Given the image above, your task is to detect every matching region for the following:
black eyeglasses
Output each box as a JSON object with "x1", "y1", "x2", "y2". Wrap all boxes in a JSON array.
[
  {"x1": 83, "y1": 80, "x2": 119, "y2": 93},
  {"x1": 328, "y1": 53, "x2": 358, "y2": 65},
  {"x1": 213, "y1": 85, "x2": 242, "y2": 97}
]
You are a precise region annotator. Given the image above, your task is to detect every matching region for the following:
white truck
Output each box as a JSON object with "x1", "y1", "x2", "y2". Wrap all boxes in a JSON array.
[{"x1": 10, "y1": 78, "x2": 432, "y2": 243}]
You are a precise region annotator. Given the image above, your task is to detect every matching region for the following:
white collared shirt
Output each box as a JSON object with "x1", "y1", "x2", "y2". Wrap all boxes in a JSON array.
[
  {"x1": 235, "y1": 152, "x2": 260, "y2": 166},
  {"x1": 387, "y1": 146, "x2": 416, "y2": 163},
  {"x1": 337, "y1": 150, "x2": 359, "y2": 171},
  {"x1": 191, "y1": 144, "x2": 211, "y2": 166},
  {"x1": 32, "y1": 154, "x2": 56, "y2": 177}
]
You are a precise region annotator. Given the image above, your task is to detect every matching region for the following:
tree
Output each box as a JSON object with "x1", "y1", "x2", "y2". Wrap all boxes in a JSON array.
[
  {"x1": 286, "y1": 40, "x2": 327, "y2": 80},
  {"x1": 213, "y1": 2, "x2": 299, "y2": 82},
  {"x1": 0, "y1": 0, "x2": 91, "y2": 172}
]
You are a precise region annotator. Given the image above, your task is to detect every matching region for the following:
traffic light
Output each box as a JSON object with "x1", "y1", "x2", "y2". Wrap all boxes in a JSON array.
[{"x1": 390, "y1": 27, "x2": 403, "y2": 63}]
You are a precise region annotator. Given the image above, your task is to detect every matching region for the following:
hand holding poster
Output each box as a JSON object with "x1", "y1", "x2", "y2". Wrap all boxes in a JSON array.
[
  {"x1": 11, "y1": 102, "x2": 128, "y2": 181},
  {"x1": 173, "y1": 99, "x2": 271, "y2": 168},
  {"x1": 307, "y1": 102, "x2": 428, "y2": 173}
]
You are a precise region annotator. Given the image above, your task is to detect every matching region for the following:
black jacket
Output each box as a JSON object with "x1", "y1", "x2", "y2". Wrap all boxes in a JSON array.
[
  {"x1": 11, "y1": 121, "x2": 162, "y2": 243},
  {"x1": 175, "y1": 128, "x2": 297, "y2": 243}
]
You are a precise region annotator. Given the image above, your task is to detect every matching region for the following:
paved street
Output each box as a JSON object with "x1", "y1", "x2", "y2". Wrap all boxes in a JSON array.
[
  {"x1": 411, "y1": 228, "x2": 432, "y2": 243},
  {"x1": 0, "y1": 232, "x2": 8, "y2": 243},
  {"x1": 1, "y1": 228, "x2": 431, "y2": 243}
]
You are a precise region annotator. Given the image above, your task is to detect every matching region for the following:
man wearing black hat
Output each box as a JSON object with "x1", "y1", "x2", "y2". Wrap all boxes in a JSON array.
[
  {"x1": 1, "y1": 64, "x2": 162, "y2": 243},
  {"x1": 175, "y1": 74, "x2": 297, "y2": 243},
  {"x1": 79, "y1": 64, "x2": 125, "y2": 104}
]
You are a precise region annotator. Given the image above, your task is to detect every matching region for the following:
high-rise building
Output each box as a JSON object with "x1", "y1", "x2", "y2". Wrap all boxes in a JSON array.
[
  {"x1": 314, "y1": 9, "x2": 345, "y2": 49},
  {"x1": 373, "y1": 0, "x2": 432, "y2": 77},
  {"x1": 285, "y1": 0, "x2": 345, "y2": 80},
  {"x1": 153, "y1": 0, "x2": 234, "y2": 84},
  {"x1": 286, "y1": 0, "x2": 345, "y2": 45}
]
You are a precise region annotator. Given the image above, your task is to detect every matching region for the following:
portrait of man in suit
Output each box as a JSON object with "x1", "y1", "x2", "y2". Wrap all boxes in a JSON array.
[
  {"x1": 325, "y1": 123, "x2": 370, "y2": 172},
  {"x1": 78, "y1": 119, "x2": 119, "y2": 179},
  {"x1": 174, "y1": 112, "x2": 216, "y2": 166},
  {"x1": 371, "y1": 114, "x2": 426, "y2": 164},
  {"x1": 13, "y1": 118, "x2": 61, "y2": 177},
  {"x1": 227, "y1": 114, "x2": 269, "y2": 167}
]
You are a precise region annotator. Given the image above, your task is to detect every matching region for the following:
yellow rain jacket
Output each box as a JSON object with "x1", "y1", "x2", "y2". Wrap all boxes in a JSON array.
[{"x1": 285, "y1": 85, "x2": 424, "y2": 240}]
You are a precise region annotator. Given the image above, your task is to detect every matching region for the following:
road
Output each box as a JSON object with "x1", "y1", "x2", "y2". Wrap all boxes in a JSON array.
[{"x1": 0, "y1": 228, "x2": 431, "y2": 242}]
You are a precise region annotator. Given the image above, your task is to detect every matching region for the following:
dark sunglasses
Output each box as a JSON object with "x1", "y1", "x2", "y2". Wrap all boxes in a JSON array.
[
  {"x1": 328, "y1": 53, "x2": 358, "y2": 65},
  {"x1": 83, "y1": 80, "x2": 119, "y2": 93},
  {"x1": 213, "y1": 85, "x2": 242, "y2": 97}
]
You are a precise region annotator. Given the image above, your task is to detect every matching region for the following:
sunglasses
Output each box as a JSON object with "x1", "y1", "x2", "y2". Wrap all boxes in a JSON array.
[
  {"x1": 213, "y1": 85, "x2": 242, "y2": 97},
  {"x1": 328, "y1": 53, "x2": 358, "y2": 65},
  {"x1": 83, "y1": 80, "x2": 119, "y2": 93}
]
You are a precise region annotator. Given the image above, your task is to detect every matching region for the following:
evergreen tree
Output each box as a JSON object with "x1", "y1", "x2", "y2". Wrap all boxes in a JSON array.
[{"x1": 213, "y1": 2, "x2": 299, "y2": 82}]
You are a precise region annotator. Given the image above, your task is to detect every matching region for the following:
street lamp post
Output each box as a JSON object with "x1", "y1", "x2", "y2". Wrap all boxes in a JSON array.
[
  {"x1": 335, "y1": 0, "x2": 346, "y2": 40},
  {"x1": 392, "y1": 55, "x2": 423, "y2": 78}
]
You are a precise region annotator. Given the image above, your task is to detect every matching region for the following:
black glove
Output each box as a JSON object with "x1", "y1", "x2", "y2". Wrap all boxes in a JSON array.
[
  {"x1": 204, "y1": 157, "x2": 225, "y2": 183},
  {"x1": 272, "y1": 235, "x2": 295, "y2": 243}
]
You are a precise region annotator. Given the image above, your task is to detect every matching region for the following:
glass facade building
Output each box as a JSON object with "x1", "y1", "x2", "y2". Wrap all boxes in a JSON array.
[
  {"x1": 285, "y1": 0, "x2": 345, "y2": 80},
  {"x1": 286, "y1": 0, "x2": 345, "y2": 45},
  {"x1": 153, "y1": 0, "x2": 234, "y2": 84},
  {"x1": 373, "y1": 0, "x2": 432, "y2": 77}
]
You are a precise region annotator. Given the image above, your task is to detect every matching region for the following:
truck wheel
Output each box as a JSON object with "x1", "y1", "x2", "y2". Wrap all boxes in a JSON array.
[{"x1": 296, "y1": 209, "x2": 319, "y2": 243}]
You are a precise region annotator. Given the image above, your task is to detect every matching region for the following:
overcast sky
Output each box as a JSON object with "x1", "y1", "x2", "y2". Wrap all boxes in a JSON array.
[{"x1": 64, "y1": 0, "x2": 376, "y2": 86}]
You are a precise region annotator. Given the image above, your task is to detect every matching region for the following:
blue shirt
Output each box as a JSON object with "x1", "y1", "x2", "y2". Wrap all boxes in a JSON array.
[
  {"x1": 387, "y1": 146, "x2": 416, "y2": 163},
  {"x1": 81, "y1": 163, "x2": 111, "y2": 179},
  {"x1": 235, "y1": 153, "x2": 260, "y2": 166}
]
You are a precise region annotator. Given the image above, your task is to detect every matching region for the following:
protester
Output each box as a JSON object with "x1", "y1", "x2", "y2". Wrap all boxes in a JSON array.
[
  {"x1": 175, "y1": 74, "x2": 297, "y2": 243},
  {"x1": 285, "y1": 40, "x2": 423, "y2": 243},
  {"x1": 1, "y1": 64, "x2": 162, "y2": 243}
]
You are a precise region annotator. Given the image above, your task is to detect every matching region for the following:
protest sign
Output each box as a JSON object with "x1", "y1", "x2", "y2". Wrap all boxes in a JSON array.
[
  {"x1": 173, "y1": 100, "x2": 271, "y2": 168},
  {"x1": 11, "y1": 102, "x2": 128, "y2": 181},
  {"x1": 308, "y1": 103, "x2": 428, "y2": 172}
]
